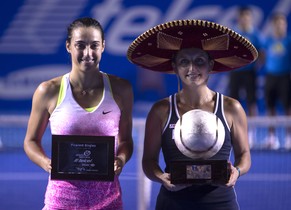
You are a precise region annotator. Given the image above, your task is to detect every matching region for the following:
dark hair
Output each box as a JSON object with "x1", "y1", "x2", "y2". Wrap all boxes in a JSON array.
[
  {"x1": 270, "y1": 12, "x2": 286, "y2": 22},
  {"x1": 66, "y1": 17, "x2": 105, "y2": 43},
  {"x1": 238, "y1": 6, "x2": 252, "y2": 15}
]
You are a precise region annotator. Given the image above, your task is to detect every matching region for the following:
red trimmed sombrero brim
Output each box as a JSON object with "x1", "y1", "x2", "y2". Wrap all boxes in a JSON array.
[{"x1": 127, "y1": 19, "x2": 258, "y2": 73}]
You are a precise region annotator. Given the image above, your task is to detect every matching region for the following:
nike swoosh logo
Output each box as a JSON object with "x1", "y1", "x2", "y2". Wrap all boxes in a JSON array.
[{"x1": 102, "y1": 110, "x2": 112, "y2": 115}]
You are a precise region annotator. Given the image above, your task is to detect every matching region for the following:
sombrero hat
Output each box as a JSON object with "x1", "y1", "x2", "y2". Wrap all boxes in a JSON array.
[
  {"x1": 173, "y1": 109, "x2": 225, "y2": 159},
  {"x1": 127, "y1": 19, "x2": 258, "y2": 73}
]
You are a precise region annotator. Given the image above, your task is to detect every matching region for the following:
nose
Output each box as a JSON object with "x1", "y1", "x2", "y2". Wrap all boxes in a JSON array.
[
  {"x1": 84, "y1": 46, "x2": 92, "y2": 57},
  {"x1": 188, "y1": 61, "x2": 197, "y2": 71}
]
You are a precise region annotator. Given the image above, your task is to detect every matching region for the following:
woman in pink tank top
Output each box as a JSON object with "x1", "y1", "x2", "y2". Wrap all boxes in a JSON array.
[{"x1": 24, "y1": 17, "x2": 134, "y2": 210}]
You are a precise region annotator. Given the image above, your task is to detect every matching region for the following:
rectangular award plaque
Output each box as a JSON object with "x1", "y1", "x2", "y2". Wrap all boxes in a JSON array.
[
  {"x1": 170, "y1": 160, "x2": 229, "y2": 184},
  {"x1": 51, "y1": 135, "x2": 115, "y2": 181}
]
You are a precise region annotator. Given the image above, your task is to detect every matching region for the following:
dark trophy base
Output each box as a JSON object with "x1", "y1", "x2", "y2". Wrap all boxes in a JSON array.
[
  {"x1": 170, "y1": 160, "x2": 229, "y2": 184},
  {"x1": 51, "y1": 135, "x2": 115, "y2": 181}
]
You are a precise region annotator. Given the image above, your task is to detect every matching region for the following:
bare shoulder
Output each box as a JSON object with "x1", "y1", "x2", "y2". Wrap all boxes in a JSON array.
[
  {"x1": 223, "y1": 95, "x2": 244, "y2": 115},
  {"x1": 106, "y1": 74, "x2": 133, "y2": 111},
  {"x1": 33, "y1": 76, "x2": 63, "y2": 113},
  {"x1": 107, "y1": 74, "x2": 132, "y2": 95},
  {"x1": 223, "y1": 95, "x2": 247, "y2": 127},
  {"x1": 147, "y1": 97, "x2": 171, "y2": 124},
  {"x1": 35, "y1": 76, "x2": 62, "y2": 97},
  {"x1": 150, "y1": 97, "x2": 170, "y2": 113},
  {"x1": 107, "y1": 74, "x2": 132, "y2": 87}
]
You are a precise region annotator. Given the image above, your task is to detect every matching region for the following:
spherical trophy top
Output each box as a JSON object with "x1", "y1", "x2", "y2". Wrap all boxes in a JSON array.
[{"x1": 173, "y1": 109, "x2": 225, "y2": 159}]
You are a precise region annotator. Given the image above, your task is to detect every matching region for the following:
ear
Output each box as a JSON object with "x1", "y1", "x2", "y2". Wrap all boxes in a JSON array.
[
  {"x1": 209, "y1": 60, "x2": 214, "y2": 72},
  {"x1": 101, "y1": 40, "x2": 105, "y2": 52},
  {"x1": 66, "y1": 41, "x2": 71, "y2": 53}
]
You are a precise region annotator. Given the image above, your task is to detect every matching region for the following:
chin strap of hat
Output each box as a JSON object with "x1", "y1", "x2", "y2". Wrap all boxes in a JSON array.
[{"x1": 177, "y1": 74, "x2": 185, "y2": 154}]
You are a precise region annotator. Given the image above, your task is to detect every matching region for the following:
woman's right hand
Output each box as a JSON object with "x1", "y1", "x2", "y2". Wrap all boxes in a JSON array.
[
  {"x1": 160, "y1": 173, "x2": 191, "y2": 192},
  {"x1": 42, "y1": 157, "x2": 52, "y2": 173}
]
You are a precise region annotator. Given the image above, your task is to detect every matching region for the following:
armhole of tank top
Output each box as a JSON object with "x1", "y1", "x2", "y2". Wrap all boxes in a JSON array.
[
  {"x1": 56, "y1": 75, "x2": 67, "y2": 107},
  {"x1": 162, "y1": 95, "x2": 173, "y2": 134},
  {"x1": 220, "y1": 93, "x2": 231, "y2": 132},
  {"x1": 102, "y1": 72, "x2": 114, "y2": 99},
  {"x1": 173, "y1": 93, "x2": 180, "y2": 119},
  {"x1": 213, "y1": 92, "x2": 219, "y2": 114}
]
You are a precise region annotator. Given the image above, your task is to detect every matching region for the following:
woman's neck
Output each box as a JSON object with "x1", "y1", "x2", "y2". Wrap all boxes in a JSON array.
[
  {"x1": 178, "y1": 87, "x2": 214, "y2": 109},
  {"x1": 69, "y1": 70, "x2": 103, "y2": 96},
  {"x1": 70, "y1": 70, "x2": 102, "y2": 89}
]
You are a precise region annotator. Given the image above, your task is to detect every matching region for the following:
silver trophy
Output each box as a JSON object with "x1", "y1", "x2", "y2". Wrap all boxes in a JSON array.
[{"x1": 171, "y1": 109, "x2": 229, "y2": 184}]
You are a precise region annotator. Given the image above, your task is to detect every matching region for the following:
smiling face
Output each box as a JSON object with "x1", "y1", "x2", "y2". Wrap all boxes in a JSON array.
[
  {"x1": 172, "y1": 48, "x2": 214, "y2": 87},
  {"x1": 66, "y1": 26, "x2": 105, "y2": 72}
]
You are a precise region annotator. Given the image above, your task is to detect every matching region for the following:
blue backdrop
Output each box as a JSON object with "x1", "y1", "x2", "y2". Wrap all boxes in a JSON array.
[{"x1": 0, "y1": 0, "x2": 290, "y2": 113}]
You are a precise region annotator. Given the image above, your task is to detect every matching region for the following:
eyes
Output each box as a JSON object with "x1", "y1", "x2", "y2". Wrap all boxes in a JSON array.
[
  {"x1": 176, "y1": 57, "x2": 208, "y2": 68},
  {"x1": 74, "y1": 42, "x2": 101, "y2": 50}
]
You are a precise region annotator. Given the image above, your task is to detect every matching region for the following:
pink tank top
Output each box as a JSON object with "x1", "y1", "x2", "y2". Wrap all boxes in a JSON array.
[{"x1": 45, "y1": 72, "x2": 123, "y2": 210}]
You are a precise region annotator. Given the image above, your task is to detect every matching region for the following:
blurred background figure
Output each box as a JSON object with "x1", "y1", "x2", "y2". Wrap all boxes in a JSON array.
[
  {"x1": 228, "y1": 6, "x2": 263, "y2": 148},
  {"x1": 133, "y1": 67, "x2": 168, "y2": 118},
  {"x1": 261, "y1": 13, "x2": 291, "y2": 150},
  {"x1": 136, "y1": 67, "x2": 167, "y2": 102}
]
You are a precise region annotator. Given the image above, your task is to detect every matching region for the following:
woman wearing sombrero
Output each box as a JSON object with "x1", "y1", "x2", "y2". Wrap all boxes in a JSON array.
[{"x1": 128, "y1": 19, "x2": 257, "y2": 210}]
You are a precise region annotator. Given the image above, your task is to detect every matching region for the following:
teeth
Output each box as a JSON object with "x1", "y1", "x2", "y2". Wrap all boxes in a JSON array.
[{"x1": 186, "y1": 74, "x2": 200, "y2": 79}]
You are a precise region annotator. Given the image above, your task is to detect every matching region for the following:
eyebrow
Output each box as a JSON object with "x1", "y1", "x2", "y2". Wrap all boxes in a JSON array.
[{"x1": 74, "y1": 40, "x2": 101, "y2": 44}]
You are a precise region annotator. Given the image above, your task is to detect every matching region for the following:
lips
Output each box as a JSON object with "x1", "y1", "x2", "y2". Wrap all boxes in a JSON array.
[
  {"x1": 186, "y1": 73, "x2": 200, "y2": 79},
  {"x1": 81, "y1": 59, "x2": 95, "y2": 63}
]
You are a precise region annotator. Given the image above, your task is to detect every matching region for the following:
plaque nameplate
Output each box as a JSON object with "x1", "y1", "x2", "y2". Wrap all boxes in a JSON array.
[
  {"x1": 170, "y1": 160, "x2": 229, "y2": 184},
  {"x1": 51, "y1": 135, "x2": 115, "y2": 181}
]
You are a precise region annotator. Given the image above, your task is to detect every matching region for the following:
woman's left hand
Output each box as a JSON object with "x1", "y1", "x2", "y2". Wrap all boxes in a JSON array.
[
  {"x1": 225, "y1": 162, "x2": 240, "y2": 187},
  {"x1": 114, "y1": 156, "x2": 125, "y2": 176}
]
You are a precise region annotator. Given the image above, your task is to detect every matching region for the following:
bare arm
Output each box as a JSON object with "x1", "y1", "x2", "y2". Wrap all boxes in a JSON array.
[
  {"x1": 142, "y1": 99, "x2": 190, "y2": 191},
  {"x1": 23, "y1": 79, "x2": 59, "y2": 173},
  {"x1": 111, "y1": 76, "x2": 134, "y2": 175},
  {"x1": 224, "y1": 96, "x2": 251, "y2": 186},
  {"x1": 142, "y1": 101, "x2": 165, "y2": 183}
]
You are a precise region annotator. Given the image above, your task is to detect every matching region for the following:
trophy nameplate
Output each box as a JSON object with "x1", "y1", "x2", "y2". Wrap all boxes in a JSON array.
[
  {"x1": 170, "y1": 160, "x2": 229, "y2": 184},
  {"x1": 51, "y1": 135, "x2": 115, "y2": 181}
]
